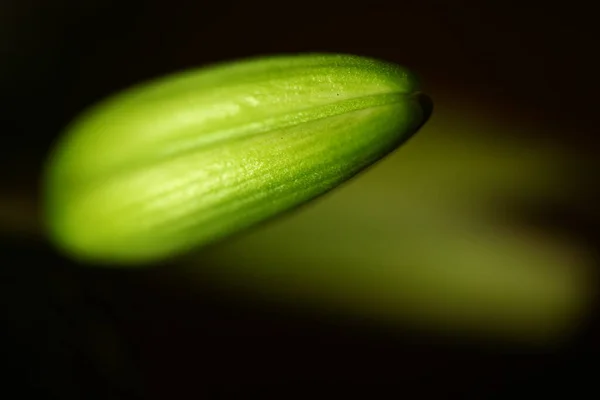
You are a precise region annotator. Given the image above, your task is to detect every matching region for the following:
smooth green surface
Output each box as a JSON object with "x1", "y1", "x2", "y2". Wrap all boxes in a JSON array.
[
  {"x1": 44, "y1": 54, "x2": 431, "y2": 265},
  {"x1": 181, "y1": 100, "x2": 593, "y2": 343}
]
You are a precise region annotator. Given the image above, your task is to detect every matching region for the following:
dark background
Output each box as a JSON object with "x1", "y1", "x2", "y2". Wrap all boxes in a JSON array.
[{"x1": 1, "y1": 0, "x2": 599, "y2": 398}]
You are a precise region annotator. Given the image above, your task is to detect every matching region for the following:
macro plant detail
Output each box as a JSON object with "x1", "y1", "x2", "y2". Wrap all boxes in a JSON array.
[{"x1": 43, "y1": 54, "x2": 432, "y2": 265}]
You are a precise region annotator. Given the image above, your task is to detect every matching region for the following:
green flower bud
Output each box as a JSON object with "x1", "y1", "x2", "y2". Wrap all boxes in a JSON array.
[{"x1": 43, "y1": 53, "x2": 432, "y2": 266}]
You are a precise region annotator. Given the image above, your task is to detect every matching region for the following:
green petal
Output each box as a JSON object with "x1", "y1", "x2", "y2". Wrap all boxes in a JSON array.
[{"x1": 43, "y1": 53, "x2": 431, "y2": 265}]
